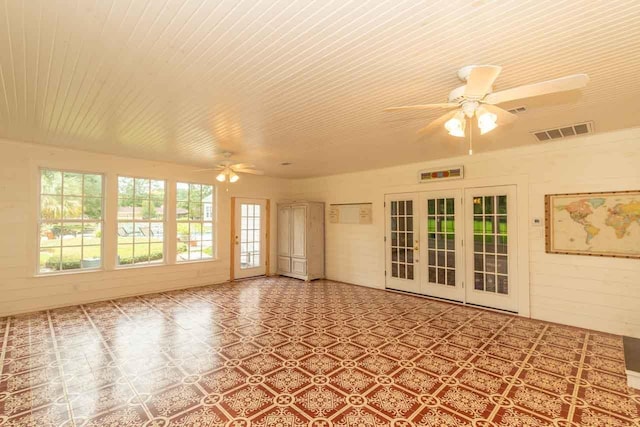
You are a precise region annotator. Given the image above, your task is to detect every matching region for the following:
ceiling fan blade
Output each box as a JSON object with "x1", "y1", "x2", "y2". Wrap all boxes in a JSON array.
[
  {"x1": 231, "y1": 163, "x2": 255, "y2": 169},
  {"x1": 234, "y1": 168, "x2": 264, "y2": 176},
  {"x1": 482, "y1": 104, "x2": 518, "y2": 125},
  {"x1": 385, "y1": 103, "x2": 458, "y2": 111},
  {"x1": 192, "y1": 167, "x2": 221, "y2": 172},
  {"x1": 464, "y1": 65, "x2": 502, "y2": 99},
  {"x1": 485, "y1": 74, "x2": 589, "y2": 105},
  {"x1": 417, "y1": 110, "x2": 459, "y2": 136}
]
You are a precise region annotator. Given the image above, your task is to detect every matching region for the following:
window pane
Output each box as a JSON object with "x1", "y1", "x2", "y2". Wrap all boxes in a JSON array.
[
  {"x1": 135, "y1": 223, "x2": 151, "y2": 243},
  {"x1": 149, "y1": 243, "x2": 163, "y2": 262},
  {"x1": 41, "y1": 195, "x2": 62, "y2": 220},
  {"x1": 202, "y1": 185, "x2": 213, "y2": 202},
  {"x1": 177, "y1": 182, "x2": 189, "y2": 201},
  {"x1": 60, "y1": 247, "x2": 81, "y2": 270},
  {"x1": 63, "y1": 197, "x2": 83, "y2": 219},
  {"x1": 82, "y1": 223, "x2": 101, "y2": 246},
  {"x1": 189, "y1": 184, "x2": 201, "y2": 202},
  {"x1": 151, "y1": 198, "x2": 164, "y2": 220},
  {"x1": 41, "y1": 170, "x2": 62, "y2": 195},
  {"x1": 83, "y1": 174, "x2": 102, "y2": 197},
  {"x1": 63, "y1": 172, "x2": 83, "y2": 196},
  {"x1": 150, "y1": 180, "x2": 164, "y2": 197},
  {"x1": 177, "y1": 201, "x2": 189, "y2": 220},
  {"x1": 81, "y1": 246, "x2": 101, "y2": 269},
  {"x1": 118, "y1": 177, "x2": 134, "y2": 197},
  {"x1": 135, "y1": 178, "x2": 149, "y2": 198},
  {"x1": 40, "y1": 247, "x2": 60, "y2": 273},
  {"x1": 83, "y1": 197, "x2": 102, "y2": 220},
  {"x1": 189, "y1": 203, "x2": 203, "y2": 221},
  {"x1": 134, "y1": 244, "x2": 150, "y2": 263},
  {"x1": 118, "y1": 245, "x2": 133, "y2": 265}
]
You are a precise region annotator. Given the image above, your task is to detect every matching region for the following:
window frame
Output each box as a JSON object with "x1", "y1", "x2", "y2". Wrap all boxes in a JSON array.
[
  {"x1": 36, "y1": 167, "x2": 106, "y2": 276},
  {"x1": 175, "y1": 181, "x2": 217, "y2": 263},
  {"x1": 115, "y1": 175, "x2": 167, "y2": 269}
]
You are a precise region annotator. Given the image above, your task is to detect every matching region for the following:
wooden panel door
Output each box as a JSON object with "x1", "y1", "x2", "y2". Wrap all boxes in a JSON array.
[
  {"x1": 278, "y1": 206, "x2": 291, "y2": 257},
  {"x1": 291, "y1": 205, "x2": 307, "y2": 259}
]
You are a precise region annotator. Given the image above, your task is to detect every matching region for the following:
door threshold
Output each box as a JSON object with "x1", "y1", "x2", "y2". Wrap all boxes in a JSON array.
[
  {"x1": 385, "y1": 288, "x2": 463, "y2": 305},
  {"x1": 385, "y1": 288, "x2": 517, "y2": 314},
  {"x1": 233, "y1": 275, "x2": 266, "y2": 282}
]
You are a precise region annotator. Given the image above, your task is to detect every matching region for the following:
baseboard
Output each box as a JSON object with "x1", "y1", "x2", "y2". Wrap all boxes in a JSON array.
[{"x1": 0, "y1": 278, "x2": 232, "y2": 318}]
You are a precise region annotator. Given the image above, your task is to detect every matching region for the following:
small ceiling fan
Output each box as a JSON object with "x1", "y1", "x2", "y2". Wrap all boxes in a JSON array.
[
  {"x1": 385, "y1": 65, "x2": 589, "y2": 138},
  {"x1": 195, "y1": 152, "x2": 264, "y2": 183}
]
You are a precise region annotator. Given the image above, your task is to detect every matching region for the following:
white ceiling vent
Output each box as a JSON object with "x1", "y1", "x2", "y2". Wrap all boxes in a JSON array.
[
  {"x1": 507, "y1": 106, "x2": 527, "y2": 114},
  {"x1": 531, "y1": 121, "x2": 594, "y2": 142}
]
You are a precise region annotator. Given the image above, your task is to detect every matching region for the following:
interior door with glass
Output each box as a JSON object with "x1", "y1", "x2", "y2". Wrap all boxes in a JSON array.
[
  {"x1": 385, "y1": 194, "x2": 420, "y2": 294},
  {"x1": 419, "y1": 190, "x2": 464, "y2": 302},
  {"x1": 465, "y1": 186, "x2": 518, "y2": 312},
  {"x1": 234, "y1": 198, "x2": 267, "y2": 279}
]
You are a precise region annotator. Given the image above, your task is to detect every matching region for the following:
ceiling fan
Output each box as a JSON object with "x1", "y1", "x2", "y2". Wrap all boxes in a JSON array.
[
  {"x1": 385, "y1": 65, "x2": 589, "y2": 139},
  {"x1": 195, "y1": 152, "x2": 264, "y2": 183}
]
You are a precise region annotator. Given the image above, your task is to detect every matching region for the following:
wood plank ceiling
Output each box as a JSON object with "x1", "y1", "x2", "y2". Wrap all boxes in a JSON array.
[{"x1": 0, "y1": 0, "x2": 639, "y2": 177}]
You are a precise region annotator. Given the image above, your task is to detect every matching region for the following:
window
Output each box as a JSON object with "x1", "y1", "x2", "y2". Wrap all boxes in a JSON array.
[
  {"x1": 38, "y1": 169, "x2": 103, "y2": 273},
  {"x1": 117, "y1": 177, "x2": 166, "y2": 266},
  {"x1": 176, "y1": 182, "x2": 215, "y2": 262}
]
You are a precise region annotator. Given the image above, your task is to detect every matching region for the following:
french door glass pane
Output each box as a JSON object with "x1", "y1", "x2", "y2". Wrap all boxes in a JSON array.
[
  {"x1": 240, "y1": 204, "x2": 261, "y2": 269},
  {"x1": 473, "y1": 195, "x2": 509, "y2": 294},
  {"x1": 390, "y1": 200, "x2": 414, "y2": 280},
  {"x1": 426, "y1": 197, "x2": 455, "y2": 286}
]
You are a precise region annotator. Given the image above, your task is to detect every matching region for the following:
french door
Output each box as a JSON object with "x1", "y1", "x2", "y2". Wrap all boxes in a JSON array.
[
  {"x1": 419, "y1": 190, "x2": 464, "y2": 302},
  {"x1": 385, "y1": 195, "x2": 420, "y2": 293},
  {"x1": 234, "y1": 198, "x2": 267, "y2": 279},
  {"x1": 385, "y1": 186, "x2": 518, "y2": 312},
  {"x1": 464, "y1": 186, "x2": 518, "y2": 312}
]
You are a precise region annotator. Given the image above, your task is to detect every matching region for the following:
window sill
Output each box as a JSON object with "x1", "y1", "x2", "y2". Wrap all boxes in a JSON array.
[
  {"x1": 175, "y1": 258, "x2": 219, "y2": 265},
  {"x1": 35, "y1": 258, "x2": 220, "y2": 277}
]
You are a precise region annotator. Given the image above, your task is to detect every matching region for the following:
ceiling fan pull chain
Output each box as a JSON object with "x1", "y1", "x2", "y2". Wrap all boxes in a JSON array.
[{"x1": 468, "y1": 117, "x2": 473, "y2": 155}]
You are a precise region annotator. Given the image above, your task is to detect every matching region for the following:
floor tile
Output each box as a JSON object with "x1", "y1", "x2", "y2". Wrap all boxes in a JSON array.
[{"x1": 0, "y1": 277, "x2": 638, "y2": 426}]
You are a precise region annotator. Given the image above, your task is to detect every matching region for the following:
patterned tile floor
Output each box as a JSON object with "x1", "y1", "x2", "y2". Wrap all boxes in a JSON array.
[{"x1": 0, "y1": 277, "x2": 639, "y2": 427}]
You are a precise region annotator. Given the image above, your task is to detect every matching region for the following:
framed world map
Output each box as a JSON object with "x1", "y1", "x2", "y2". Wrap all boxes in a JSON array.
[{"x1": 545, "y1": 190, "x2": 640, "y2": 259}]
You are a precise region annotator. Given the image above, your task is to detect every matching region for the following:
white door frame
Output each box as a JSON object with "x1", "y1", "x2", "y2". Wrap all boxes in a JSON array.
[{"x1": 233, "y1": 198, "x2": 267, "y2": 279}]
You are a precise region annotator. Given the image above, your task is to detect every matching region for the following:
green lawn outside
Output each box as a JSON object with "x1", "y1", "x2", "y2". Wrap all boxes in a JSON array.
[
  {"x1": 40, "y1": 236, "x2": 166, "y2": 270},
  {"x1": 426, "y1": 218, "x2": 507, "y2": 234}
]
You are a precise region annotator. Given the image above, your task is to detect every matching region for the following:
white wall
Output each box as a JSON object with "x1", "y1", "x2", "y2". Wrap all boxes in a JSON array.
[
  {"x1": 288, "y1": 128, "x2": 640, "y2": 338},
  {"x1": 0, "y1": 139, "x2": 290, "y2": 315},
  {"x1": 1, "y1": 129, "x2": 639, "y2": 338}
]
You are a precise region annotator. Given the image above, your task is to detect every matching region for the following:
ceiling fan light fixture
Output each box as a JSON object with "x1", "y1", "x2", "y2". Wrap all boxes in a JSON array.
[
  {"x1": 216, "y1": 172, "x2": 226, "y2": 182},
  {"x1": 229, "y1": 172, "x2": 240, "y2": 183},
  {"x1": 444, "y1": 112, "x2": 465, "y2": 137},
  {"x1": 477, "y1": 108, "x2": 498, "y2": 135}
]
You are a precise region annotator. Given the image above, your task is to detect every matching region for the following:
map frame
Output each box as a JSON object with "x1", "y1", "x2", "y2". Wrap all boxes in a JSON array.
[{"x1": 545, "y1": 190, "x2": 640, "y2": 259}]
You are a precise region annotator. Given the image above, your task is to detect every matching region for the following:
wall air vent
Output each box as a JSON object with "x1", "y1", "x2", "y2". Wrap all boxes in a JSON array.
[
  {"x1": 531, "y1": 121, "x2": 594, "y2": 142},
  {"x1": 507, "y1": 106, "x2": 527, "y2": 114},
  {"x1": 418, "y1": 166, "x2": 464, "y2": 183}
]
